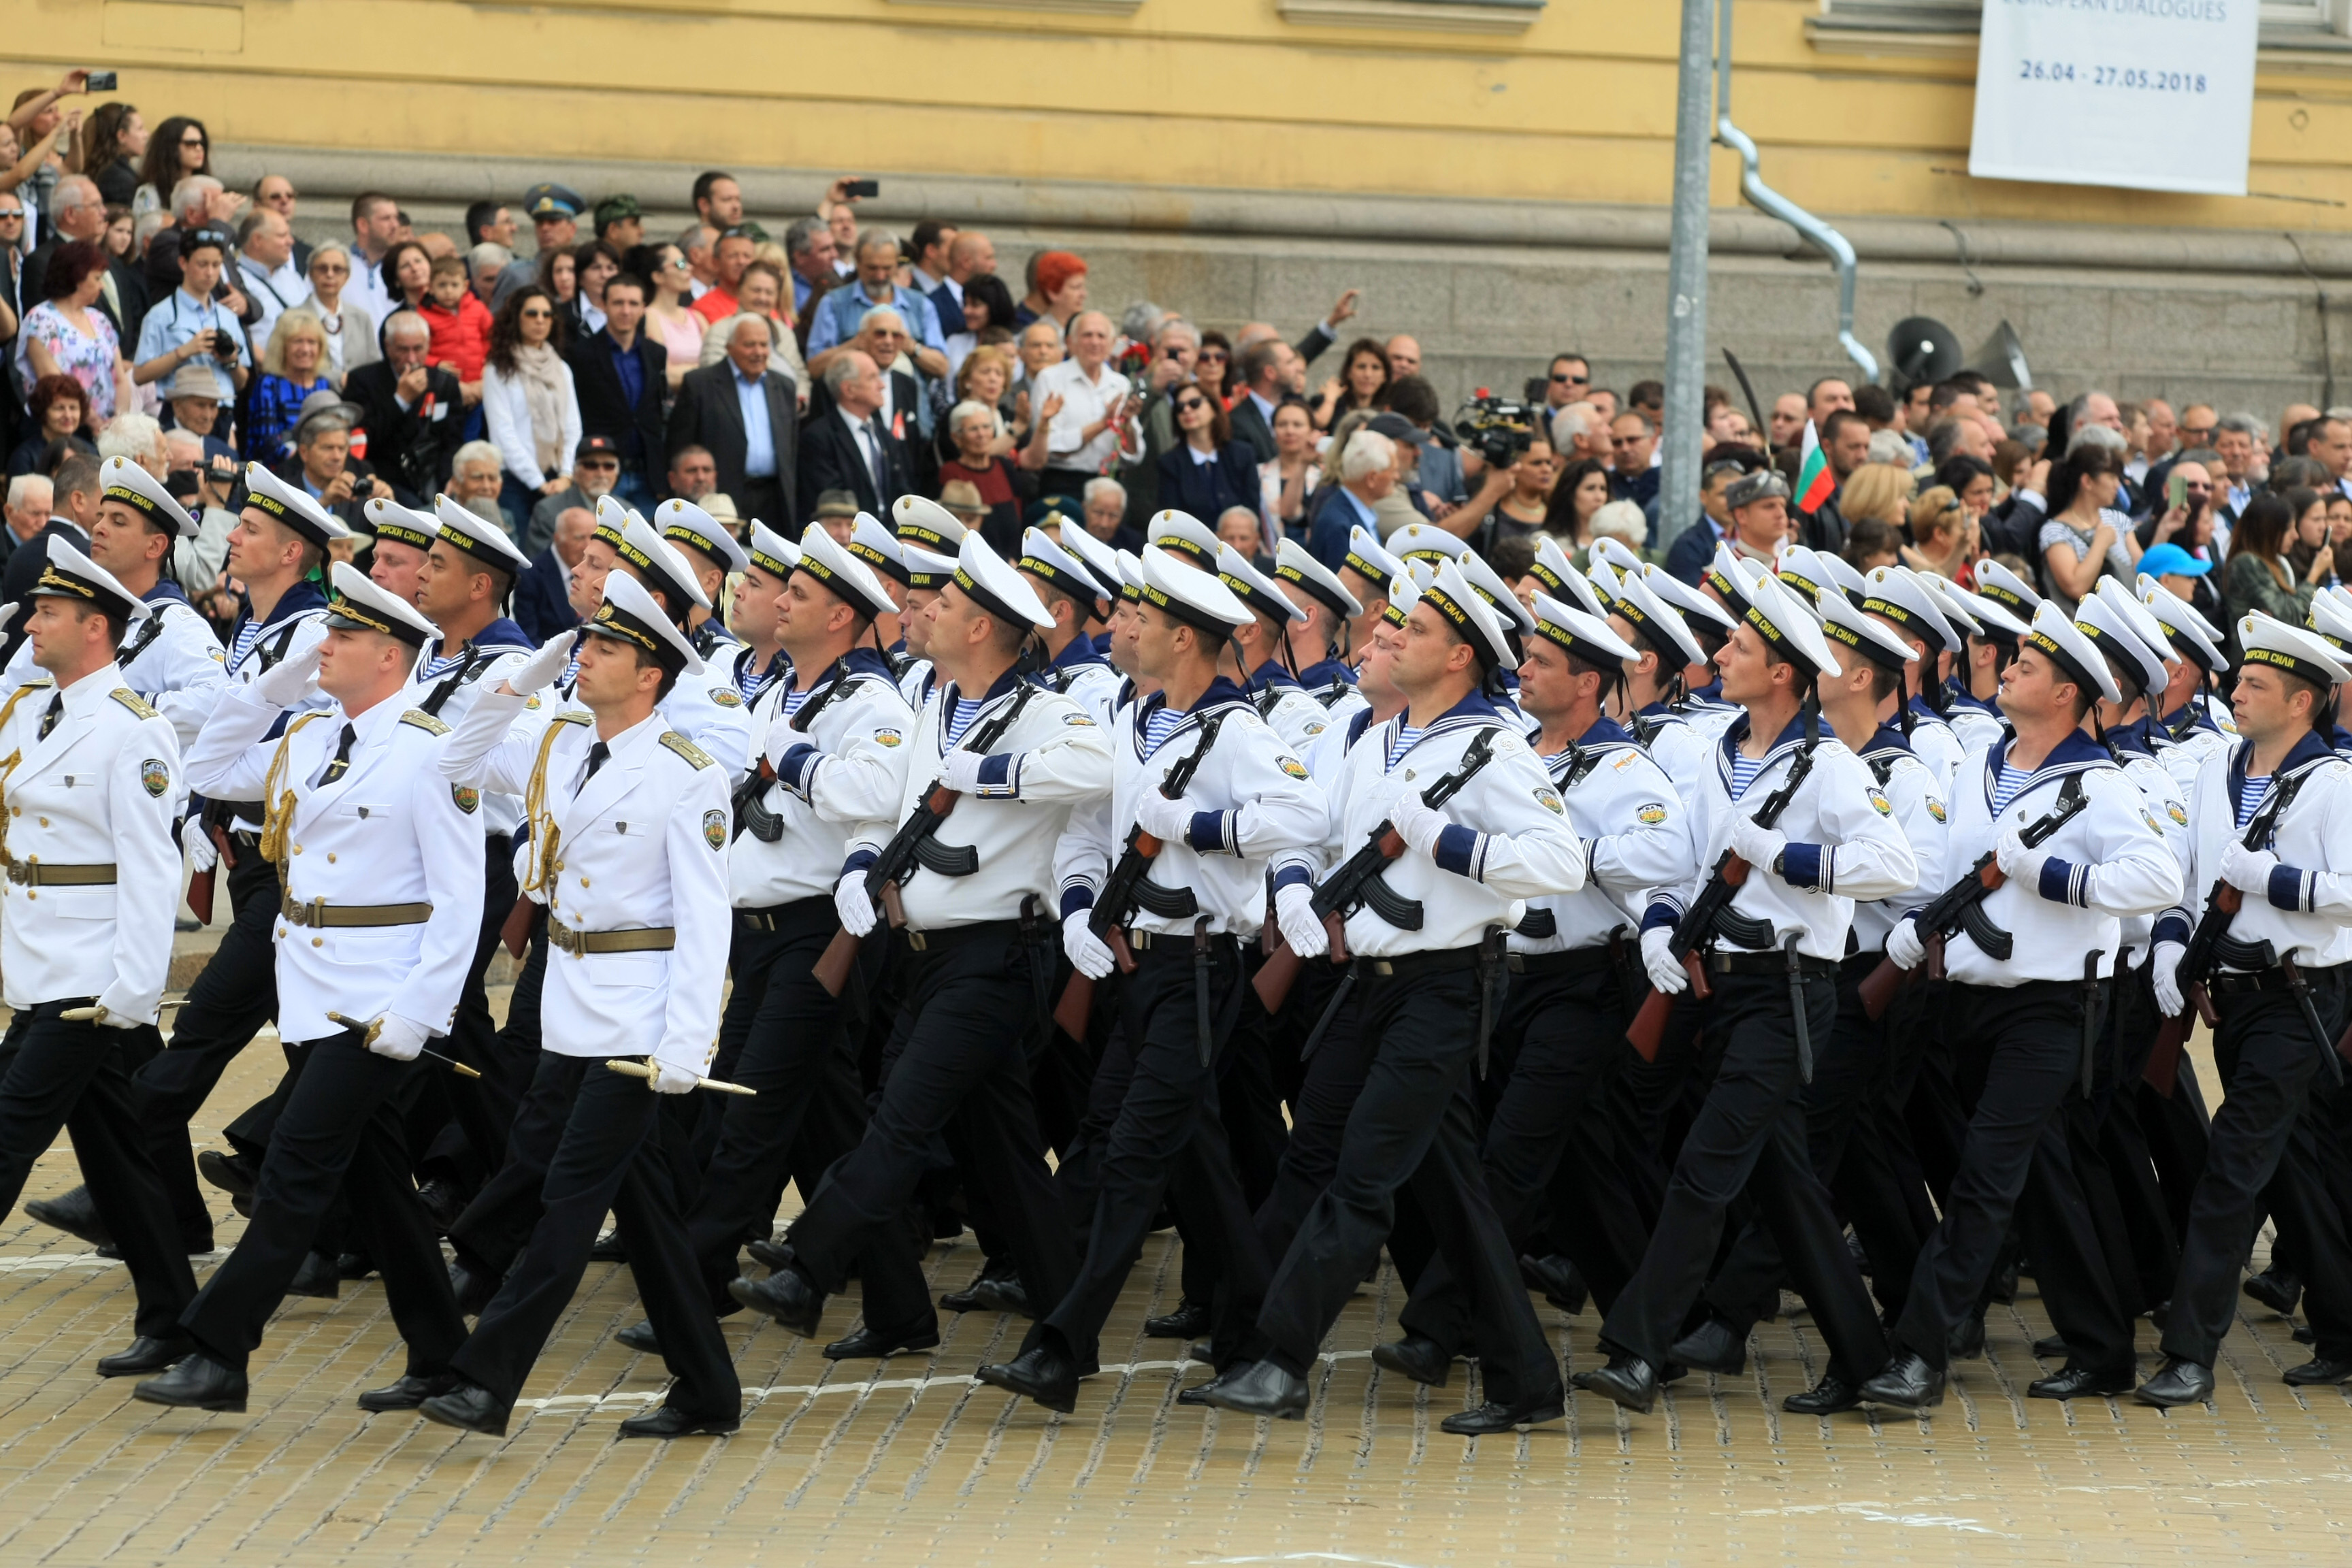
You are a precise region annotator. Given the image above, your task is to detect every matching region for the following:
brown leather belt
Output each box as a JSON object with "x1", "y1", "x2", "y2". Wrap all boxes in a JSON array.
[
  {"x1": 5, "y1": 861, "x2": 116, "y2": 886},
  {"x1": 547, "y1": 921, "x2": 675, "y2": 956},
  {"x1": 280, "y1": 894, "x2": 433, "y2": 928}
]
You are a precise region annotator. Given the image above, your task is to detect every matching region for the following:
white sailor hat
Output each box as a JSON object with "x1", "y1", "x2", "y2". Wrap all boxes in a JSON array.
[
  {"x1": 901, "y1": 542, "x2": 956, "y2": 592},
  {"x1": 98, "y1": 457, "x2": 196, "y2": 539},
  {"x1": 1458, "y1": 548, "x2": 1536, "y2": 636},
  {"x1": 951, "y1": 532, "x2": 1056, "y2": 633},
  {"x1": 1586, "y1": 559, "x2": 1621, "y2": 604},
  {"x1": 892, "y1": 494, "x2": 968, "y2": 554},
  {"x1": 2239, "y1": 609, "x2": 2352, "y2": 690},
  {"x1": 430, "y1": 493, "x2": 529, "y2": 576},
  {"x1": 1610, "y1": 568, "x2": 1706, "y2": 670},
  {"x1": 1940, "y1": 578, "x2": 2029, "y2": 640},
  {"x1": 1588, "y1": 535, "x2": 1646, "y2": 582},
  {"x1": 239, "y1": 461, "x2": 347, "y2": 547},
  {"x1": 1859, "y1": 566, "x2": 1961, "y2": 655},
  {"x1": 31, "y1": 536, "x2": 151, "y2": 624},
  {"x1": 745, "y1": 520, "x2": 800, "y2": 581},
  {"x1": 1524, "y1": 535, "x2": 1578, "y2": 600},
  {"x1": 1390, "y1": 521, "x2": 1467, "y2": 566},
  {"x1": 582, "y1": 564, "x2": 704, "y2": 678},
  {"x1": 1139, "y1": 544, "x2": 1252, "y2": 637},
  {"x1": 323, "y1": 559, "x2": 434, "y2": 647},
  {"x1": 1059, "y1": 524, "x2": 1122, "y2": 600},
  {"x1": 1340, "y1": 525, "x2": 1405, "y2": 594},
  {"x1": 2021, "y1": 599, "x2": 2120, "y2": 706},
  {"x1": 1705, "y1": 542, "x2": 1757, "y2": 612},
  {"x1": 1273, "y1": 538, "x2": 1361, "y2": 620},
  {"x1": 1216, "y1": 544, "x2": 1305, "y2": 626},
  {"x1": 2308, "y1": 588, "x2": 2352, "y2": 659},
  {"x1": 1113, "y1": 549, "x2": 1145, "y2": 604},
  {"x1": 608, "y1": 510, "x2": 710, "y2": 617},
  {"x1": 1644, "y1": 562, "x2": 1738, "y2": 635},
  {"x1": 2093, "y1": 578, "x2": 2180, "y2": 668},
  {"x1": 794, "y1": 521, "x2": 898, "y2": 622},
  {"x1": 1420, "y1": 558, "x2": 1515, "y2": 671},
  {"x1": 1147, "y1": 509, "x2": 1223, "y2": 570},
  {"x1": 1775, "y1": 546, "x2": 1838, "y2": 607},
  {"x1": 2138, "y1": 582, "x2": 2229, "y2": 672},
  {"x1": 843, "y1": 510, "x2": 909, "y2": 589},
  {"x1": 1972, "y1": 557, "x2": 2042, "y2": 620},
  {"x1": 1018, "y1": 525, "x2": 1109, "y2": 611},
  {"x1": 1541, "y1": 555, "x2": 1610, "y2": 623},
  {"x1": 658, "y1": 498, "x2": 749, "y2": 576},
  {"x1": 2075, "y1": 587, "x2": 2172, "y2": 700},
  {"x1": 1382, "y1": 569, "x2": 1420, "y2": 628},
  {"x1": 1530, "y1": 593, "x2": 1639, "y2": 669},
  {"x1": 1914, "y1": 573, "x2": 1979, "y2": 635},
  {"x1": 1741, "y1": 572, "x2": 1843, "y2": 681},
  {"x1": 1818, "y1": 587, "x2": 1920, "y2": 675},
  {"x1": 591, "y1": 493, "x2": 640, "y2": 548},
  {"x1": 1819, "y1": 551, "x2": 1869, "y2": 599},
  {"x1": 361, "y1": 497, "x2": 436, "y2": 552}
]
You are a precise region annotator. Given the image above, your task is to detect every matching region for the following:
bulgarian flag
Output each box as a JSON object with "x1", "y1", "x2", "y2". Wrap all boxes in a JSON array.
[{"x1": 1794, "y1": 419, "x2": 1835, "y2": 513}]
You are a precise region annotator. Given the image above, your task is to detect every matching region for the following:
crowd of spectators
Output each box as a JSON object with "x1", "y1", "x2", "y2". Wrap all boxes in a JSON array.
[{"x1": 2, "y1": 68, "x2": 2345, "y2": 663}]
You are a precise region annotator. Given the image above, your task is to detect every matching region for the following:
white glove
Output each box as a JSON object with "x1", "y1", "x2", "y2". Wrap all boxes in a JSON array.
[
  {"x1": 504, "y1": 629, "x2": 578, "y2": 695},
  {"x1": 1728, "y1": 814, "x2": 1786, "y2": 872},
  {"x1": 1993, "y1": 827, "x2": 2048, "y2": 889},
  {"x1": 89, "y1": 1003, "x2": 140, "y2": 1030},
  {"x1": 651, "y1": 1061, "x2": 700, "y2": 1094},
  {"x1": 1274, "y1": 880, "x2": 1328, "y2": 958},
  {"x1": 2152, "y1": 940, "x2": 2187, "y2": 1019},
  {"x1": 938, "y1": 750, "x2": 986, "y2": 794},
  {"x1": 2219, "y1": 841, "x2": 2281, "y2": 898},
  {"x1": 1063, "y1": 910, "x2": 1115, "y2": 979},
  {"x1": 1884, "y1": 916, "x2": 1927, "y2": 972},
  {"x1": 250, "y1": 621, "x2": 327, "y2": 706},
  {"x1": 0, "y1": 603, "x2": 17, "y2": 637},
  {"x1": 1132, "y1": 791, "x2": 1193, "y2": 844},
  {"x1": 368, "y1": 1013, "x2": 429, "y2": 1062},
  {"x1": 834, "y1": 868, "x2": 877, "y2": 937},
  {"x1": 1642, "y1": 925, "x2": 1688, "y2": 994},
  {"x1": 1390, "y1": 796, "x2": 1448, "y2": 858},
  {"x1": 181, "y1": 816, "x2": 218, "y2": 873}
]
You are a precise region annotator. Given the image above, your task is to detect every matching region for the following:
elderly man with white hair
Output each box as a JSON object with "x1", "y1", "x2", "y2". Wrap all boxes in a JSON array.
[
  {"x1": 1305, "y1": 427, "x2": 1397, "y2": 570},
  {"x1": 670, "y1": 312, "x2": 800, "y2": 525},
  {"x1": 3, "y1": 475, "x2": 53, "y2": 553},
  {"x1": 95, "y1": 411, "x2": 169, "y2": 478}
]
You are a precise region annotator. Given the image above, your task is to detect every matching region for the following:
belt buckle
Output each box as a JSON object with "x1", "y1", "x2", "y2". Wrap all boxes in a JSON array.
[
  {"x1": 1506, "y1": 953, "x2": 1526, "y2": 973},
  {"x1": 5, "y1": 860, "x2": 25, "y2": 886},
  {"x1": 551, "y1": 921, "x2": 580, "y2": 955},
  {"x1": 1370, "y1": 958, "x2": 1394, "y2": 977},
  {"x1": 309, "y1": 897, "x2": 327, "y2": 929},
  {"x1": 906, "y1": 930, "x2": 928, "y2": 952}
]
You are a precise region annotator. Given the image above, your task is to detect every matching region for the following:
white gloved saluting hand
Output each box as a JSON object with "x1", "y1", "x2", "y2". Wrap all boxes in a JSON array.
[
  {"x1": 251, "y1": 620, "x2": 327, "y2": 706},
  {"x1": 503, "y1": 629, "x2": 578, "y2": 696}
]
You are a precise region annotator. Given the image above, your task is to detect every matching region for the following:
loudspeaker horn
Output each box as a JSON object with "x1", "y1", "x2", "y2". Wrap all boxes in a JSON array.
[
  {"x1": 1885, "y1": 316, "x2": 1963, "y2": 392},
  {"x1": 1971, "y1": 320, "x2": 2033, "y2": 391}
]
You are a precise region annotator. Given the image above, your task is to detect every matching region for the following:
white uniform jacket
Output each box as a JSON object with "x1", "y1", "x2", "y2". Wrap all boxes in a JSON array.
[
  {"x1": 2108, "y1": 724, "x2": 2193, "y2": 956},
  {"x1": 1633, "y1": 703, "x2": 1711, "y2": 817},
  {"x1": 3, "y1": 593, "x2": 230, "y2": 756},
  {"x1": 1514, "y1": 717, "x2": 1694, "y2": 956},
  {"x1": 440, "y1": 695, "x2": 730, "y2": 1076},
  {"x1": 0, "y1": 670, "x2": 180, "y2": 1019},
  {"x1": 733, "y1": 649, "x2": 917, "y2": 908},
  {"x1": 184, "y1": 685, "x2": 483, "y2": 1045},
  {"x1": 2155, "y1": 702, "x2": 2235, "y2": 798},
  {"x1": 1944, "y1": 687, "x2": 2006, "y2": 761},
  {"x1": 1315, "y1": 693, "x2": 1586, "y2": 959},
  {"x1": 845, "y1": 669, "x2": 1113, "y2": 932},
  {"x1": 1292, "y1": 657, "x2": 1369, "y2": 752},
  {"x1": 1037, "y1": 640, "x2": 1124, "y2": 730},
  {"x1": 412, "y1": 623, "x2": 535, "y2": 837},
  {"x1": 1907, "y1": 698, "x2": 1966, "y2": 784},
  {"x1": 1850, "y1": 725, "x2": 1950, "y2": 956},
  {"x1": 208, "y1": 585, "x2": 336, "y2": 829},
  {"x1": 1053, "y1": 679, "x2": 1324, "y2": 941},
  {"x1": 1929, "y1": 729, "x2": 2183, "y2": 986},
  {"x1": 2156, "y1": 731, "x2": 2352, "y2": 971}
]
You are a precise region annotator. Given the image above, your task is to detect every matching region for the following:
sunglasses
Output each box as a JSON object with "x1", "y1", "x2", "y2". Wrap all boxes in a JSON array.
[
  {"x1": 582, "y1": 459, "x2": 620, "y2": 469},
  {"x1": 520, "y1": 308, "x2": 553, "y2": 321},
  {"x1": 182, "y1": 135, "x2": 208, "y2": 147},
  {"x1": 0, "y1": 212, "x2": 21, "y2": 221},
  {"x1": 1198, "y1": 350, "x2": 1228, "y2": 362},
  {"x1": 1552, "y1": 371, "x2": 1588, "y2": 384},
  {"x1": 1173, "y1": 397, "x2": 1207, "y2": 413}
]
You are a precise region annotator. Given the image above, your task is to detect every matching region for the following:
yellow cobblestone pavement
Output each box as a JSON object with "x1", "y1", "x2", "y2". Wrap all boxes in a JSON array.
[{"x1": 1, "y1": 1029, "x2": 2346, "y2": 1565}]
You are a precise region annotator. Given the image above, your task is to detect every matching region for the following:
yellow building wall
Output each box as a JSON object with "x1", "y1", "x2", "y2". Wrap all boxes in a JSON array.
[{"x1": 19, "y1": 0, "x2": 2352, "y2": 229}]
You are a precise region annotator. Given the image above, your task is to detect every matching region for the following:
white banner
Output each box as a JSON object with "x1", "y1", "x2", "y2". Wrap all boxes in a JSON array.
[{"x1": 1968, "y1": 0, "x2": 2261, "y2": 196}]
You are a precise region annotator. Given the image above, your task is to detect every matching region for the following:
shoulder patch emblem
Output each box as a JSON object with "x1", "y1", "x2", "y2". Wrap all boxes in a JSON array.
[
  {"x1": 659, "y1": 730, "x2": 716, "y2": 770},
  {"x1": 525, "y1": 694, "x2": 542, "y2": 710},
  {"x1": 1534, "y1": 785, "x2": 1565, "y2": 815},
  {"x1": 110, "y1": 688, "x2": 158, "y2": 721},
  {"x1": 1636, "y1": 800, "x2": 1668, "y2": 825},
  {"x1": 399, "y1": 708, "x2": 451, "y2": 736},
  {"x1": 1062, "y1": 712, "x2": 1096, "y2": 726},
  {"x1": 1866, "y1": 787, "x2": 1893, "y2": 817},
  {"x1": 1926, "y1": 796, "x2": 1948, "y2": 824},
  {"x1": 1612, "y1": 751, "x2": 1637, "y2": 771},
  {"x1": 710, "y1": 687, "x2": 743, "y2": 708},
  {"x1": 208, "y1": 646, "x2": 225, "y2": 664},
  {"x1": 140, "y1": 758, "x2": 169, "y2": 798},
  {"x1": 2166, "y1": 800, "x2": 2188, "y2": 826},
  {"x1": 2141, "y1": 807, "x2": 2163, "y2": 833},
  {"x1": 1279, "y1": 756, "x2": 1309, "y2": 781},
  {"x1": 702, "y1": 808, "x2": 727, "y2": 849},
  {"x1": 1302, "y1": 721, "x2": 1327, "y2": 738},
  {"x1": 874, "y1": 727, "x2": 903, "y2": 748},
  {"x1": 452, "y1": 784, "x2": 480, "y2": 815}
]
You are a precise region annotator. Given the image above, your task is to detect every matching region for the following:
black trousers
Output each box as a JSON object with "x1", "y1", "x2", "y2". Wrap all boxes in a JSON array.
[
  {"x1": 0, "y1": 1007, "x2": 195, "y2": 1339},
  {"x1": 2088, "y1": 959, "x2": 2182, "y2": 1313},
  {"x1": 1891, "y1": 980, "x2": 2133, "y2": 1373},
  {"x1": 180, "y1": 1029, "x2": 463, "y2": 1375},
  {"x1": 453, "y1": 1062, "x2": 740, "y2": 1418},
  {"x1": 446, "y1": 906, "x2": 557, "y2": 1278},
  {"x1": 1254, "y1": 956, "x2": 1560, "y2": 1408},
  {"x1": 2163, "y1": 972, "x2": 2352, "y2": 1366},
  {"x1": 132, "y1": 840, "x2": 282, "y2": 1247},
  {"x1": 1031, "y1": 938, "x2": 1267, "y2": 1365},
  {"x1": 784, "y1": 924, "x2": 1075, "y2": 1337},
  {"x1": 688, "y1": 898, "x2": 866, "y2": 1312},
  {"x1": 1607, "y1": 988, "x2": 1707, "y2": 1232},
  {"x1": 1399, "y1": 953, "x2": 1648, "y2": 1355},
  {"x1": 436, "y1": 836, "x2": 530, "y2": 1175},
  {"x1": 1600, "y1": 968, "x2": 1886, "y2": 1384},
  {"x1": 1252, "y1": 960, "x2": 1375, "y2": 1266},
  {"x1": 1216, "y1": 958, "x2": 1290, "y2": 1212}
]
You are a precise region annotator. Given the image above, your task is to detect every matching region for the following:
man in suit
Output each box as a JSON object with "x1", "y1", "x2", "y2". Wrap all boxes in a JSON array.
[
  {"x1": 513, "y1": 503, "x2": 594, "y2": 642},
  {"x1": 796, "y1": 350, "x2": 913, "y2": 523},
  {"x1": 802, "y1": 310, "x2": 928, "y2": 495},
  {"x1": 0, "y1": 450, "x2": 99, "y2": 664},
  {"x1": 1226, "y1": 338, "x2": 1298, "y2": 465},
  {"x1": 668, "y1": 314, "x2": 798, "y2": 527},
  {"x1": 346, "y1": 310, "x2": 464, "y2": 506},
  {"x1": 22, "y1": 176, "x2": 148, "y2": 343},
  {"x1": 564, "y1": 271, "x2": 666, "y2": 512}
]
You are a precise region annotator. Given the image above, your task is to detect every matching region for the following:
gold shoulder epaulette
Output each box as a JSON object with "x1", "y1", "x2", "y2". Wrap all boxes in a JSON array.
[
  {"x1": 399, "y1": 708, "x2": 452, "y2": 735},
  {"x1": 110, "y1": 688, "x2": 158, "y2": 721},
  {"x1": 657, "y1": 730, "x2": 715, "y2": 770},
  {"x1": 553, "y1": 708, "x2": 593, "y2": 725}
]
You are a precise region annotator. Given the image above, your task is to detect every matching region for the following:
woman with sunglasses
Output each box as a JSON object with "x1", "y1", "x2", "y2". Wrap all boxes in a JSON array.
[
  {"x1": 625, "y1": 242, "x2": 704, "y2": 392},
  {"x1": 304, "y1": 240, "x2": 378, "y2": 378},
  {"x1": 1156, "y1": 380, "x2": 1260, "y2": 523},
  {"x1": 481, "y1": 285, "x2": 581, "y2": 524},
  {"x1": 130, "y1": 115, "x2": 210, "y2": 224},
  {"x1": 1195, "y1": 331, "x2": 1233, "y2": 406}
]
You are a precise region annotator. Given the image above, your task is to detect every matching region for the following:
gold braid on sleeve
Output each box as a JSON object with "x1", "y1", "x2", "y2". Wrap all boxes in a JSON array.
[
  {"x1": 257, "y1": 712, "x2": 331, "y2": 889},
  {"x1": 519, "y1": 718, "x2": 577, "y2": 896}
]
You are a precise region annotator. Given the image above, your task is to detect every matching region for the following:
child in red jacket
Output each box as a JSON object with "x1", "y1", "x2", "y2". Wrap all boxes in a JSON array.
[{"x1": 420, "y1": 254, "x2": 491, "y2": 402}]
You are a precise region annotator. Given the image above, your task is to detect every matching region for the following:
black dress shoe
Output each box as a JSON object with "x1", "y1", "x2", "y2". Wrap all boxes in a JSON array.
[
  {"x1": 1194, "y1": 1359, "x2": 1308, "y2": 1420},
  {"x1": 1991, "y1": 1260, "x2": 2021, "y2": 1304},
  {"x1": 420, "y1": 1381, "x2": 512, "y2": 1436},
  {"x1": 1518, "y1": 1254, "x2": 1587, "y2": 1316},
  {"x1": 1783, "y1": 1371, "x2": 1863, "y2": 1416},
  {"x1": 197, "y1": 1149, "x2": 256, "y2": 1198},
  {"x1": 938, "y1": 1275, "x2": 987, "y2": 1313},
  {"x1": 1440, "y1": 1394, "x2": 1565, "y2": 1435},
  {"x1": 1370, "y1": 1335, "x2": 1453, "y2": 1388},
  {"x1": 824, "y1": 1322, "x2": 941, "y2": 1360},
  {"x1": 2032, "y1": 1333, "x2": 2070, "y2": 1360},
  {"x1": 2029, "y1": 1362, "x2": 2136, "y2": 1400},
  {"x1": 1859, "y1": 1350, "x2": 1945, "y2": 1411},
  {"x1": 230, "y1": 1194, "x2": 252, "y2": 1220},
  {"x1": 336, "y1": 1252, "x2": 374, "y2": 1281},
  {"x1": 2282, "y1": 1355, "x2": 2352, "y2": 1386},
  {"x1": 2293, "y1": 1320, "x2": 2316, "y2": 1345},
  {"x1": 1143, "y1": 1298, "x2": 1210, "y2": 1339},
  {"x1": 1571, "y1": 1354, "x2": 1658, "y2": 1416},
  {"x1": 1947, "y1": 1315, "x2": 1985, "y2": 1361},
  {"x1": 96, "y1": 1335, "x2": 191, "y2": 1377},
  {"x1": 2134, "y1": 1356, "x2": 2214, "y2": 1408},
  {"x1": 975, "y1": 1342, "x2": 1081, "y2": 1414},
  {"x1": 745, "y1": 1237, "x2": 792, "y2": 1272},
  {"x1": 449, "y1": 1261, "x2": 499, "y2": 1317},
  {"x1": 589, "y1": 1228, "x2": 627, "y2": 1262},
  {"x1": 970, "y1": 1273, "x2": 1034, "y2": 1318},
  {"x1": 729, "y1": 1266, "x2": 825, "y2": 1336},
  {"x1": 287, "y1": 1250, "x2": 340, "y2": 1299},
  {"x1": 415, "y1": 1177, "x2": 465, "y2": 1234},
  {"x1": 25, "y1": 1186, "x2": 110, "y2": 1248},
  {"x1": 1669, "y1": 1316, "x2": 1748, "y2": 1377},
  {"x1": 358, "y1": 1372, "x2": 460, "y2": 1412},
  {"x1": 617, "y1": 1404, "x2": 738, "y2": 1439},
  {"x1": 2244, "y1": 1268, "x2": 2302, "y2": 1316},
  {"x1": 610, "y1": 1320, "x2": 661, "y2": 1355},
  {"x1": 133, "y1": 1351, "x2": 247, "y2": 1412}
]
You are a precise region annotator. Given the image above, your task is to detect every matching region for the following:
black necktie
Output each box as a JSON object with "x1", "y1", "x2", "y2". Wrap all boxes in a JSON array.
[
  {"x1": 866, "y1": 419, "x2": 889, "y2": 497},
  {"x1": 35, "y1": 693, "x2": 60, "y2": 740},
  {"x1": 583, "y1": 740, "x2": 610, "y2": 785},
  {"x1": 318, "y1": 722, "x2": 357, "y2": 786}
]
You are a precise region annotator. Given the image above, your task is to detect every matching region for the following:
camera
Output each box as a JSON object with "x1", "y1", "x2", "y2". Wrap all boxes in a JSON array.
[
  {"x1": 211, "y1": 328, "x2": 239, "y2": 361},
  {"x1": 86, "y1": 71, "x2": 118, "y2": 93},
  {"x1": 1454, "y1": 391, "x2": 1540, "y2": 470}
]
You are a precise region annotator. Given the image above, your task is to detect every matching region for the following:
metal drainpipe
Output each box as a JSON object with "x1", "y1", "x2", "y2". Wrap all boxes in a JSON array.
[{"x1": 1714, "y1": 0, "x2": 1880, "y2": 384}]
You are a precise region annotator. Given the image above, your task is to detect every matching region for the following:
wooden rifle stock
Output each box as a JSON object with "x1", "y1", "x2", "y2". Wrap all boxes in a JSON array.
[
  {"x1": 2144, "y1": 883, "x2": 2239, "y2": 1096},
  {"x1": 1624, "y1": 856, "x2": 1747, "y2": 1060},
  {"x1": 1049, "y1": 835, "x2": 1156, "y2": 1040},
  {"x1": 184, "y1": 822, "x2": 234, "y2": 926},
  {"x1": 1859, "y1": 860, "x2": 2008, "y2": 1021}
]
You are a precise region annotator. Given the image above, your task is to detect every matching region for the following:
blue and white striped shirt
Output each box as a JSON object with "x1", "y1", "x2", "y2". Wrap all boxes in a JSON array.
[
  {"x1": 1386, "y1": 724, "x2": 1425, "y2": 770},
  {"x1": 1728, "y1": 751, "x2": 1767, "y2": 800},
  {"x1": 945, "y1": 697, "x2": 985, "y2": 748},
  {"x1": 2236, "y1": 772, "x2": 2272, "y2": 830},
  {"x1": 1143, "y1": 706, "x2": 1186, "y2": 757},
  {"x1": 1990, "y1": 763, "x2": 2031, "y2": 817}
]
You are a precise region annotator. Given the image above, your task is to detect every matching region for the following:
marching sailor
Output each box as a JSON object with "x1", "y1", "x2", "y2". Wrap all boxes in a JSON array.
[
  {"x1": 1016, "y1": 525, "x2": 1122, "y2": 726},
  {"x1": 893, "y1": 542, "x2": 957, "y2": 709},
  {"x1": 2137, "y1": 580, "x2": 2236, "y2": 792},
  {"x1": 1605, "y1": 566, "x2": 1713, "y2": 815},
  {"x1": 655, "y1": 497, "x2": 752, "y2": 666},
  {"x1": 1209, "y1": 544, "x2": 1324, "y2": 749},
  {"x1": 723, "y1": 521, "x2": 799, "y2": 707},
  {"x1": 1858, "y1": 566, "x2": 1968, "y2": 783},
  {"x1": 1271, "y1": 538, "x2": 1367, "y2": 738}
]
